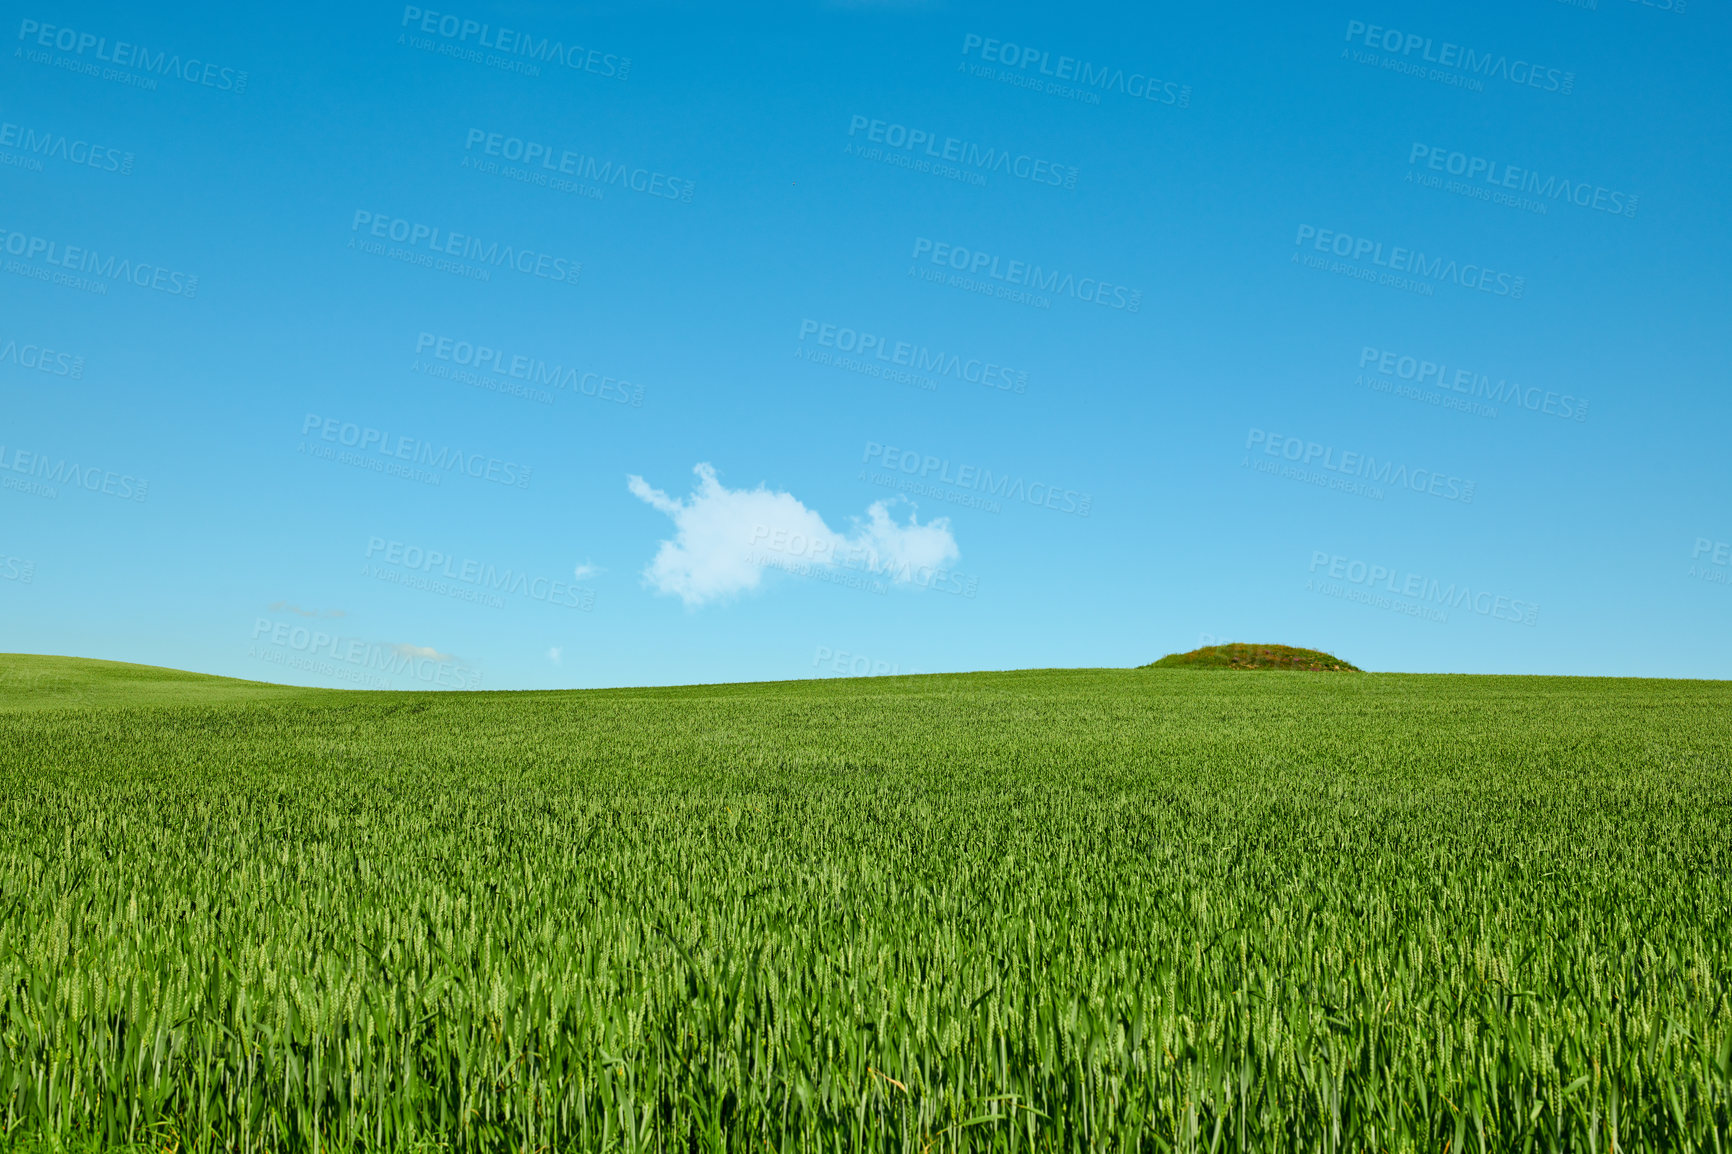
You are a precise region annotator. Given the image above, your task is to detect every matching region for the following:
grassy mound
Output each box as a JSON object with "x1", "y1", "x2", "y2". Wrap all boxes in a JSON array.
[
  {"x1": 1145, "y1": 642, "x2": 1361, "y2": 671},
  {"x1": 2, "y1": 653, "x2": 1729, "y2": 1149},
  {"x1": 0, "y1": 653, "x2": 295, "y2": 711}
]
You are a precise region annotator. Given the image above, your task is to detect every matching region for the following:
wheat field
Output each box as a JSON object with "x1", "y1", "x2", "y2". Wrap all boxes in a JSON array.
[{"x1": 1, "y1": 655, "x2": 1728, "y2": 1151}]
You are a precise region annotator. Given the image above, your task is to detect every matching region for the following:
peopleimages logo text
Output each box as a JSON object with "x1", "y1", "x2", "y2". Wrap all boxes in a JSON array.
[
  {"x1": 911, "y1": 237, "x2": 1141, "y2": 311},
  {"x1": 399, "y1": 7, "x2": 629, "y2": 78},
  {"x1": 846, "y1": 115, "x2": 1078, "y2": 189},
  {"x1": 414, "y1": 333, "x2": 642, "y2": 405},
  {"x1": 1407, "y1": 144, "x2": 1637, "y2": 218},
  {"x1": 1294, "y1": 225, "x2": 1524, "y2": 298},
  {"x1": 349, "y1": 211, "x2": 580, "y2": 284},
  {"x1": 463, "y1": 129, "x2": 693, "y2": 202},
  {"x1": 813, "y1": 647, "x2": 925, "y2": 678},
  {"x1": 300, "y1": 414, "x2": 531, "y2": 489},
  {"x1": 249, "y1": 620, "x2": 482, "y2": 690},
  {"x1": 365, "y1": 537, "x2": 594, "y2": 611},
  {"x1": 960, "y1": 34, "x2": 1191, "y2": 107},
  {"x1": 1358, "y1": 346, "x2": 1587, "y2": 421},
  {"x1": 0, "y1": 226, "x2": 198, "y2": 296},
  {"x1": 862, "y1": 442, "x2": 1090, "y2": 516},
  {"x1": 1246, "y1": 429, "x2": 1474, "y2": 503},
  {"x1": 798, "y1": 321, "x2": 1027, "y2": 393},
  {"x1": 16, "y1": 18, "x2": 249, "y2": 91},
  {"x1": 1309, "y1": 551, "x2": 1538, "y2": 626},
  {"x1": 0, "y1": 335, "x2": 83, "y2": 379},
  {"x1": 1343, "y1": 20, "x2": 1573, "y2": 94},
  {"x1": 0, "y1": 118, "x2": 132, "y2": 174},
  {"x1": 1689, "y1": 538, "x2": 1731, "y2": 588},
  {"x1": 0, "y1": 443, "x2": 147, "y2": 501},
  {"x1": 1693, "y1": 538, "x2": 1732, "y2": 567},
  {"x1": 750, "y1": 526, "x2": 978, "y2": 599}
]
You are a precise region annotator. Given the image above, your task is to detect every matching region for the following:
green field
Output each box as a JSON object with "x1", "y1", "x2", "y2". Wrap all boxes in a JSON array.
[{"x1": 2, "y1": 654, "x2": 1729, "y2": 1152}]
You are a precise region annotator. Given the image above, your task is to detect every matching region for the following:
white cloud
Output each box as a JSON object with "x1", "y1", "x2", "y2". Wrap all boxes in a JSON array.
[
  {"x1": 627, "y1": 463, "x2": 959, "y2": 607},
  {"x1": 389, "y1": 643, "x2": 454, "y2": 662},
  {"x1": 572, "y1": 561, "x2": 601, "y2": 580},
  {"x1": 547, "y1": 646, "x2": 563, "y2": 663}
]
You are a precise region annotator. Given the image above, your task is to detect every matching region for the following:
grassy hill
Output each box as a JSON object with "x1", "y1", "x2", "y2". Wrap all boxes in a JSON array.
[
  {"x1": 1145, "y1": 642, "x2": 1361, "y2": 671},
  {"x1": 0, "y1": 652, "x2": 304, "y2": 710},
  {"x1": 1, "y1": 653, "x2": 1729, "y2": 1150}
]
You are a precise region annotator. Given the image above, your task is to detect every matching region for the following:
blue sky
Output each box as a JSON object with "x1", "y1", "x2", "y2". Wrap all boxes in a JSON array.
[{"x1": 3, "y1": 0, "x2": 1728, "y2": 688}]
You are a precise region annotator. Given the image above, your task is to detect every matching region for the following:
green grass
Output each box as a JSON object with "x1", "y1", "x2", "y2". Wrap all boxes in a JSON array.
[
  {"x1": 0, "y1": 654, "x2": 298, "y2": 711},
  {"x1": 1, "y1": 654, "x2": 1729, "y2": 1152},
  {"x1": 1144, "y1": 644, "x2": 1361, "y2": 672}
]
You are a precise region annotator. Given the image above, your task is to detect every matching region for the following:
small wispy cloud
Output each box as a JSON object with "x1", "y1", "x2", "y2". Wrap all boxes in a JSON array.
[
  {"x1": 547, "y1": 646, "x2": 563, "y2": 664},
  {"x1": 627, "y1": 463, "x2": 959, "y2": 607},
  {"x1": 388, "y1": 643, "x2": 455, "y2": 662},
  {"x1": 572, "y1": 561, "x2": 601, "y2": 580}
]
